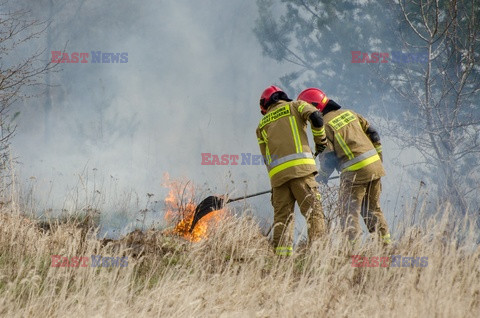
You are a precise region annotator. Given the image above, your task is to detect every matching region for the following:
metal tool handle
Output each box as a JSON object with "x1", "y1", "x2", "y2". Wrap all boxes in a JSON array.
[
  {"x1": 225, "y1": 175, "x2": 340, "y2": 204},
  {"x1": 226, "y1": 190, "x2": 272, "y2": 203}
]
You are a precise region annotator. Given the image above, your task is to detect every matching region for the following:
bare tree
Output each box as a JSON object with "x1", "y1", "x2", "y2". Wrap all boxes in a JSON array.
[
  {"x1": 0, "y1": 4, "x2": 55, "y2": 174},
  {"x1": 387, "y1": 0, "x2": 480, "y2": 214},
  {"x1": 254, "y1": 0, "x2": 480, "y2": 215}
]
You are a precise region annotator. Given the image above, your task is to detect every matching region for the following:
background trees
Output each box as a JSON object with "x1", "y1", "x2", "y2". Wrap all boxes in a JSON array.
[
  {"x1": 391, "y1": 0, "x2": 480, "y2": 214},
  {"x1": 254, "y1": 0, "x2": 480, "y2": 215},
  {"x1": 254, "y1": 0, "x2": 398, "y2": 111}
]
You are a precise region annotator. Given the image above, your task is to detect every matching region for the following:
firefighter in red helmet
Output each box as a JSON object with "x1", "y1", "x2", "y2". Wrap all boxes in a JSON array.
[
  {"x1": 257, "y1": 85, "x2": 327, "y2": 255},
  {"x1": 297, "y1": 88, "x2": 391, "y2": 245}
]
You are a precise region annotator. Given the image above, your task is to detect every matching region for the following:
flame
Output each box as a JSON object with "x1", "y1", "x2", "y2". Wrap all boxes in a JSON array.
[{"x1": 162, "y1": 174, "x2": 226, "y2": 242}]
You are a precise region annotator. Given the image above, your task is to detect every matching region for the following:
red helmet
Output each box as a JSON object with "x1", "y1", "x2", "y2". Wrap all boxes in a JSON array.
[
  {"x1": 259, "y1": 85, "x2": 283, "y2": 115},
  {"x1": 297, "y1": 88, "x2": 329, "y2": 111}
]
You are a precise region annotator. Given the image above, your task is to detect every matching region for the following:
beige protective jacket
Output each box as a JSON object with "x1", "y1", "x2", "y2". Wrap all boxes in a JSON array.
[
  {"x1": 323, "y1": 109, "x2": 385, "y2": 183},
  {"x1": 256, "y1": 100, "x2": 327, "y2": 187}
]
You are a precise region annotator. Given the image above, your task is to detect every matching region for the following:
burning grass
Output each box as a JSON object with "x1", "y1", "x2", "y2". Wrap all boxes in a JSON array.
[
  {"x1": 0, "y1": 198, "x2": 479, "y2": 316},
  {"x1": 162, "y1": 174, "x2": 228, "y2": 242}
]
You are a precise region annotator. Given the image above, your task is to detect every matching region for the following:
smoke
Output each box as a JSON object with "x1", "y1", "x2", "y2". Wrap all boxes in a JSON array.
[
  {"x1": 8, "y1": 0, "x2": 293, "y2": 232},
  {"x1": 7, "y1": 0, "x2": 435, "y2": 238}
]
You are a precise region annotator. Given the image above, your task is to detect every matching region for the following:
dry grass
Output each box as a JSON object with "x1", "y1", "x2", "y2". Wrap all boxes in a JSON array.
[{"x1": 0, "y1": 203, "x2": 479, "y2": 318}]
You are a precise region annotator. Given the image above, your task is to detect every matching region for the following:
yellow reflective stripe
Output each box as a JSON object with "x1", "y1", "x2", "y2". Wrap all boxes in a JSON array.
[
  {"x1": 340, "y1": 149, "x2": 377, "y2": 170},
  {"x1": 311, "y1": 127, "x2": 325, "y2": 136},
  {"x1": 276, "y1": 252, "x2": 292, "y2": 256},
  {"x1": 328, "y1": 111, "x2": 356, "y2": 130},
  {"x1": 261, "y1": 130, "x2": 271, "y2": 164},
  {"x1": 275, "y1": 246, "x2": 293, "y2": 251},
  {"x1": 381, "y1": 233, "x2": 392, "y2": 244},
  {"x1": 268, "y1": 152, "x2": 313, "y2": 170},
  {"x1": 335, "y1": 134, "x2": 354, "y2": 160},
  {"x1": 344, "y1": 154, "x2": 380, "y2": 172},
  {"x1": 298, "y1": 103, "x2": 306, "y2": 113},
  {"x1": 375, "y1": 145, "x2": 383, "y2": 153},
  {"x1": 259, "y1": 105, "x2": 291, "y2": 129},
  {"x1": 289, "y1": 116, "x2": 302, "y2": 153},
  {"x1": 289, "y1": 117, "x2": 299, "y2": 153},
  {"x1": 275, "y1": 246, "x2": 293, "y2": 256},
  {"x1": 257, "y1": 138, "x2": 265, "y2": 144},
  {"x1": 261, "y1": 130, "x2": 268, "y2": 142},
  {"x1": 321, "y1": 96, "x2": 328, "y2": 105},
  {"x1": 269, "y1": 158, "x2": 316, "y2": 178}
]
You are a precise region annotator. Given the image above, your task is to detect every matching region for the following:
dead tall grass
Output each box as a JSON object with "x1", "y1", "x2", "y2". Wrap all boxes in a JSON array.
[{"x1": 0, "y1": 203, "x2": 479, "y2": 317}]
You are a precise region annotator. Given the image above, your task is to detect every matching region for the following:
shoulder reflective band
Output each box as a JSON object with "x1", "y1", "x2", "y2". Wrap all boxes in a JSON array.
[
  {"x1": 268, "y1": 158, "x2": 316, "y2": 178},
  {"x1": 335, "y1": 133, "x2": 354, "y2": 160},
  {"x1": 259, "y1": 104, "x2": 291, "y2": 129},
  {"x1": 328, "y1": 111, "x2": 356, "y2": 131},
  {"x1": 268, "y1": 152, "x2": 313, "y2": 170},
  {"x1": 298, "y1": 102, "x2": 308, "y2": 113},
  {"x1": 375, "y1": 145, "x2": 382, "y2": 153},
  {"x1": 289, "y1": 116, "x2": 303, "y2": 153},
  {"x1": 341, "y1": 149, "x2": 380, "y2": 172}
]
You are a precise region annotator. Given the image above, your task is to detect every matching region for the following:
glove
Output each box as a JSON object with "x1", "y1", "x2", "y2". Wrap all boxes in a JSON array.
[
  {"x1": 315, "y1": 143, "x2": 326, "y2": 156},
  {"x1": 366, "y1": 126, "x2": 380, "y2": 143}
]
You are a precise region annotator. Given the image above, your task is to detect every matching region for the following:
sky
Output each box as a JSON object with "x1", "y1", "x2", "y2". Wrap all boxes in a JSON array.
[{"x1": 9, "y1": 0, "x2": 423, "y2": 238}]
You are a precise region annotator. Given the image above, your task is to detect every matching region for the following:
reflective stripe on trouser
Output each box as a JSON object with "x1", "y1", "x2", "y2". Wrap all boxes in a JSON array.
[
  {"x1": 271, "y1": 174, "x2": 326, "y2": 249},
  {"x1": 339, "y1": 178, "x2": 389, "y2": 241},
  {"x1": 275, "y1": 246, "x2": 293, "y2": 256}
]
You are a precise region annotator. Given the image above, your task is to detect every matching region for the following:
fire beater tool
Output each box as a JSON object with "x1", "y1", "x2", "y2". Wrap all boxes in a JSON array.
[{"x1": 189, "y1": 175, "x2": 340, "y2": 232}]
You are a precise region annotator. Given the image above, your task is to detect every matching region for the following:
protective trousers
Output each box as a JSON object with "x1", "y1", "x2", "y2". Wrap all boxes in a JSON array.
[
  {"x1": 339, "y1": 177, "x2": 389, "y2": 241},
  {"x1": 271, "y1": 174, "x2": 326, "y2": 255}
]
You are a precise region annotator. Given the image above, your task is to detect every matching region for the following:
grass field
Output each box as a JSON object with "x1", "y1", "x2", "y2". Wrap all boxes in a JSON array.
[{"x1": 0, "y1": 201, "x2": 479, "y2": 317}]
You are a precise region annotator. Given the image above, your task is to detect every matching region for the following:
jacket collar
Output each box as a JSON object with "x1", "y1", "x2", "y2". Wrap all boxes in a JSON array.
[
  {"x1": 322, "y1": 99, "x2": 342, "y2": 116},
  {"x1": 266, "y1": 100, "x2": 289, "y2": 113}
]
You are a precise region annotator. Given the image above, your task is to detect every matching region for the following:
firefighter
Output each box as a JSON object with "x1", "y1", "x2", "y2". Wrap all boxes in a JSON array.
[
  {"x1": 297, "y1": 88, "x2": 391, "y2": 245},
  {"x1": 256, "y1": 85, "x2": 327, "y2": 256}
]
